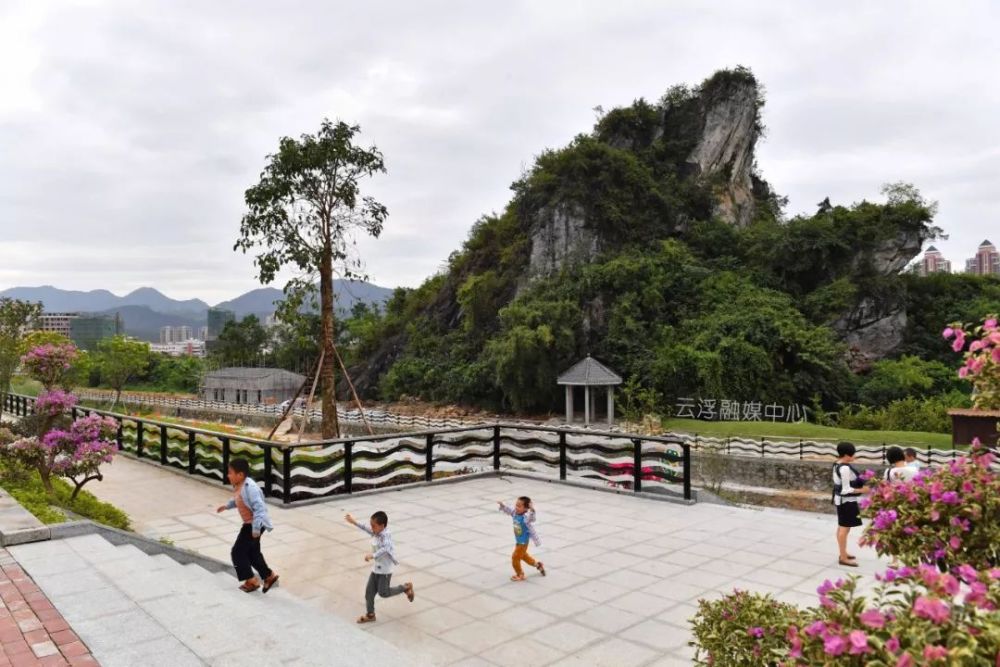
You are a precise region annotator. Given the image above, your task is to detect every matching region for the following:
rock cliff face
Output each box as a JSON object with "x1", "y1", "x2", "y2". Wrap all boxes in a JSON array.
[
  {"x1": 835, "y1": 230, "x2": 925, "y2": 369},
  {"x1": 526, "y1": 74, "x2": 761, "y2": 278},
  {"x1": 685, "y1": 79, "x2": 759, "y2": 228},
  {"x1": 527, "y1": 203, "x2": 594, "y2": 277}
]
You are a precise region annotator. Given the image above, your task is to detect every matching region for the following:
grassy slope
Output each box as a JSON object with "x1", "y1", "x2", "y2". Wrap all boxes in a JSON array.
[{"x1": 661, "y1": 418, "x2": 953, "y2": 448}]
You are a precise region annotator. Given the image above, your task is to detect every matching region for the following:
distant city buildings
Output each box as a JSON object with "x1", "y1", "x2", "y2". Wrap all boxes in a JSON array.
[
  {"x1": 32, "y1": 312, "x2": 120, "y2": 350},
  {"x1": 150, "y1": 339, "x2": 206, "y2": 358},
  {"x1": 198, "y1": 326, "x2": 209, "y2": 341},
  {"x1": 917, "y1": 240, "x2": 1000, "y2": 277},
  {"x1": 159, "y1": 325, "x2": 193, "y2": 343}
]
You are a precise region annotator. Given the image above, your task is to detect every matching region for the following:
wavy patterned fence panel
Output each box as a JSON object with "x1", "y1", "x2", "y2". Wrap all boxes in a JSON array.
[
  {"x1": 351, "y1": 436, "x2": 425, "y2": 493},
  {"x1": 639, "y1": 440, "x2": 686, "y2": 493},
  {"x1": 286, "y1": 443, "x2": 345, "y2": 500},
  {"x1": 499, "y1": 429, "x2": 560, "y2": 475},
  {"x1": 433, "y1": 428, "x2": 494, "y2": 474},
  {"x1": 566, "y1": 433, "x2": 635, "y2": 487}
]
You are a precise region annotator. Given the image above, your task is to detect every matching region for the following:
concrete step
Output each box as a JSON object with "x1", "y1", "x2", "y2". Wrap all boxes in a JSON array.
[{"x1": 9, "y1": 534, "x2": 421, "y2": 667}]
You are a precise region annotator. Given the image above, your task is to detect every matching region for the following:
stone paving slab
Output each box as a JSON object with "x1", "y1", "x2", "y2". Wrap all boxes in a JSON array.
[
  {"x1": 0, "y1": 548, "x2": 99, "y2": 667},
  {"x1": 79, "y1": 456, "x2": 891, "y2": 665}
]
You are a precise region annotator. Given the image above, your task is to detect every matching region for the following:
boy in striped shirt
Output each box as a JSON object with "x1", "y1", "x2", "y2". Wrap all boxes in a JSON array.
[{"x1": 346, "y1": 511, "x2": 414, "y2": 623}]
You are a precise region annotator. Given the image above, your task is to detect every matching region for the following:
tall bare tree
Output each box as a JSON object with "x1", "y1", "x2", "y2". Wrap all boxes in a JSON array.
[{"x1": 235, "y1": 119, "x2": 387, "y2": 438}]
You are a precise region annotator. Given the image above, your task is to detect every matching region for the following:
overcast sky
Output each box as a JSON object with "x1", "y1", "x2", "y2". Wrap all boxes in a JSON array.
[{"x1": 1, "y1": 0, "x2": 997, "y2": 303}]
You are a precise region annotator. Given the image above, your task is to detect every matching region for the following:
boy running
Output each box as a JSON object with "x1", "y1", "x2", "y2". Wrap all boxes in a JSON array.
[
  {"x1": 345, "y1": 511, "x2": 414, "y2": 623},
  {"x1": 498, "y1": 496, "x2": 545, "y2": 581}
]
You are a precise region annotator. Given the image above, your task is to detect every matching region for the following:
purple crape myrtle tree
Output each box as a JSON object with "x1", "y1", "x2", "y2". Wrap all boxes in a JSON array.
[{"x1": 2, "y1": 343, "x2": 117, "y2": 497}]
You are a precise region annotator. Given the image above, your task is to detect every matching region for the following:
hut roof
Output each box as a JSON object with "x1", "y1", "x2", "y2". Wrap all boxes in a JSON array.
[
  {"x1": 556, "y1": 356, "x2": 622, "y2": 386},
  {"x1": 203, "y1": 367, "x2": 305, "y2": 390}
]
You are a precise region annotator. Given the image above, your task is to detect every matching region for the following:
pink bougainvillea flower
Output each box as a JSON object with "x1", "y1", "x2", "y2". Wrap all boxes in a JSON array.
[
  {"x1": 859, "y1": 608, "x2": 886, "y2": 629},
  {"x1": 942, "y1": 327, "x2": 955, "y2": 339},
  {"x1": 985, "y1": 318, "x2": 998, "y2": 330},
  {"x1": 804, "y1": 620, "x2": 827, "y2": 637},
  {"x1": 847, "y1": 630, "x2": 870, "y2": 655},
  {"x1": 955, "y1": 564, "x2": 978, "y2": 582},
  {"x1": 885, "y1": 636, "x2": 901, "y2": 654},
  {"x1": 923, "y1": 645, "x2": 949, "y2": 661},
  {"x1": 913, "y1": 596, "x2": 950, "y2": 624},
  {"x1": 823, "y1": 634, "x2": 847, "y2": 657},
  {"x1": 896, "y1": 653, "x2": 914, "y2": 667},
  {"x1": 747, "y1": 627, "x2": 763, "y2": 638}
]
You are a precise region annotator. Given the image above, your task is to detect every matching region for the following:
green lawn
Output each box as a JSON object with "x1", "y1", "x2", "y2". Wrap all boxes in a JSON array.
[{"x1": 661, "y1": 418, "x2": 954, "y2": 449}]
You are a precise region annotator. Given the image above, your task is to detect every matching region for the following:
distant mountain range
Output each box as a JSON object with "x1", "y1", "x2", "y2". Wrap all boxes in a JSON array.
[{"x1": 0, "y1": 282, "x2": 395, "y2": 342}]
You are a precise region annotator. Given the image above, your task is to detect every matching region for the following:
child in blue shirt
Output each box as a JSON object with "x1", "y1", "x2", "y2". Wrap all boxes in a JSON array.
[{"x1": 498, "y1": 496, "x2": 545, "y2": 581}]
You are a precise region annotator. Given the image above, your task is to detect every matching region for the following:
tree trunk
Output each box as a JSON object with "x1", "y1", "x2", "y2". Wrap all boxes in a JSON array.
[
  {"x1": 37, "y1": 466, "x2": 54, "y2": 495},
  {"x1": 319, "y1": 249, "x2": 340, "y2": 439}
]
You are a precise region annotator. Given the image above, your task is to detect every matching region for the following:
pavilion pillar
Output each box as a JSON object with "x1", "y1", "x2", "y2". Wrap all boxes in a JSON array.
[
  {"x1": 607, "y1": 387, "x2": 614, "y2": 426},
  {"x1": 584, "y1": 386, "x2": 591, "y2": 425},
  {"x1": 565, "y1": 385, "x2": 573, "y2": 423}
]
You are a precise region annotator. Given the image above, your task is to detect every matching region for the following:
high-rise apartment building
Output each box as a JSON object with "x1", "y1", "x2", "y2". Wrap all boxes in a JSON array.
[
  {"x1": 920, "y1": 246, "x2": 952, "y2": 275},
  {"x1": 967, "y1": 240, "x2": 1000, "y2": 276}
]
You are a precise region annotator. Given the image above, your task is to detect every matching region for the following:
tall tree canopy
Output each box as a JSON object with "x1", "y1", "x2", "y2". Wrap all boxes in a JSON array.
[
  {"x1": 0, "y1": 298, "x2": 42, "y2": 413},
  {"x1": 236, "y1": 119, "x2": 388, "y2": 438},
  {"x1": 214, "y1": 315, "x2": 269, "y2": 367}
]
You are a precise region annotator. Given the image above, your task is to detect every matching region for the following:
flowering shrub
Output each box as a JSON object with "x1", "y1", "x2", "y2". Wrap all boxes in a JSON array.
[
  {"x1": 691, "y1": 590, "x2": 800, "y2": 666},
  {"x1": 20, "y1": 343, "x2": 79, "y2": 389},
  {"x1": 2, "y1": 344, "x2": 116, "y2": 498},
  {"x1": 33, "y1": 389, "x2": 78, "y2": 417},
  {"x1": 40, "y1": 415, "x2": 117, "y2": 499},
  {"x1": 4, "y1": 415, "x2": 117, "y2": 499},
  {"x1": 692, "y1": 565, "x2": 1000, "y2": 665},
  {"x1": 859, "y1": 441, "x2": 1000, "y2": 569},
  {"x1": 943, "y1": 315, "x2": 1000, "y2": 410}
]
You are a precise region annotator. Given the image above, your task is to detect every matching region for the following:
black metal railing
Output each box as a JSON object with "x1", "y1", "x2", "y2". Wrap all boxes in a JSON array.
[{"x1": 3, "y1": 393, "x2": 691, "y2": 504}]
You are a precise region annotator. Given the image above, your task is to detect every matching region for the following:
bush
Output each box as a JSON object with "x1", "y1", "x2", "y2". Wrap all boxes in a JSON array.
[
  {"x1": 837, "y1": 392, "x2": 969, "y2": 434},
  {"x1": 859, "y1": 443, "x2": 1000, "y2": 569},
  {"x1": 691, "y1": 590, "x2": 799, "y2": 666},
  {"x1": 691, "y1": 566, "x2": 1000, "y2": 665},
  {"x1": 856, "y1": 356, "x2": 963, "y2": 407}
]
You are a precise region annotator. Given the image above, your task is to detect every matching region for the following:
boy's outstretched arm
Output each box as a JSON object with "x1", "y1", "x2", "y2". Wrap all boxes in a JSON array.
[
  {"x1": 497, "y1": 500, "x2": 515, "y2": 516},
  {"x1": 346, "y1": 513, "x2": 374, "y2": 536}
]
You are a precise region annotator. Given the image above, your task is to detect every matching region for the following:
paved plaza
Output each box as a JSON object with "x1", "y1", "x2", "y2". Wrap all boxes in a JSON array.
[{"x1": 82, "y1": 456, "x2": 888, "y2": 665}]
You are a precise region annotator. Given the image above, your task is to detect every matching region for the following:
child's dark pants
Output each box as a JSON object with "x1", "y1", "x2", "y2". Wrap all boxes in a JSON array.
[
  {"x1": 231, "y1": 523, "x2": 273, "y2": 582},
  {"x1": 365, "y1": 573, "x2": 406, "y2": 614}
]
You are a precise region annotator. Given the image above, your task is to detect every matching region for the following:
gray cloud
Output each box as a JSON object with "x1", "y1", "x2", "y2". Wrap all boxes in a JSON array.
[{"x1": 1, "y1": 0, "x2": 998, "y2": 303}]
